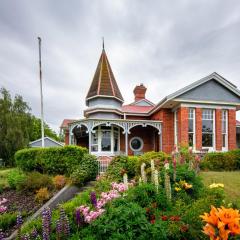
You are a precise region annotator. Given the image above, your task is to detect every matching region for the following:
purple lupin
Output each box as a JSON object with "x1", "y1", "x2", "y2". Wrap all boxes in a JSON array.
[
  {"x1": 0, "y1": 229, "x2": 4, "y2": 240},
  {"x1": 90, "y1": 192, "x2": 97, "y2": 208},
  {"x1": 42, "y1": 207, "x2": 51, "y2": 240}
]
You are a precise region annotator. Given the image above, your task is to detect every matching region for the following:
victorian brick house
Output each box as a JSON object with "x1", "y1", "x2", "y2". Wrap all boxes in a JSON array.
[{"x1": 61, "y1": 47, "x2": 240, "y2": 157}]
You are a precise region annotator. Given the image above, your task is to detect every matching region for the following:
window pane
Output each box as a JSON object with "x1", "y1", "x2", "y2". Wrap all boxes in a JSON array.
[
  {"x1": 202, "y1": 120, "x2": 213, "y2": 133},
  {"x1": 222, "y1": 134, "x2": 226, "y2": 148},
  {"x1": 202, "y1": 133, "x2": 213, "y2": 147},
  {"x1": 92, "y1": 132, "x2": 98, "y2": 144},
  {"x1": 188, "y1": 119, "x2": 193, "y2": 132},
  {"x1": 91, "y1": 145, "x2": 98, "y2": 152},
  {"x1": 188, "y1": 133, "x2": 193, "y2": 147},
  {"x1": 114, "y1": 131, "x2": 119, "y2": 152},
  {"x1": 101, "y1": 130, "x2": 111, "y2": 151}
]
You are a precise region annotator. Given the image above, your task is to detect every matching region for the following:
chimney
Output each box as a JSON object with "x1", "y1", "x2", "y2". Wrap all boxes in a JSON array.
[{"x1": 133, "y1": 84, "x2": 147, "y2": 101}]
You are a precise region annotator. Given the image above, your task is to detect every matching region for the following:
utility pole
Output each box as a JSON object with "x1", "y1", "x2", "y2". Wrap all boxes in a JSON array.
[{"x1": 38, "y1": 37, "x2": 45, "y2": 147}]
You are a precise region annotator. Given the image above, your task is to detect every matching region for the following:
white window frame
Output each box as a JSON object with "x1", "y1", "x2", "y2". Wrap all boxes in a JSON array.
[
  {"x1": 129, "y1": 137, "x2": 144, "y2": 152},
  {"x1": 188, "y1": 108, "x2": 196, "y2": 150},
  {"x1": 91, "y1": 125, "x2": 120, "y2": 156},
  {"x1": 174, "y1": 110, "x2": 178, "y2": 145},
  {"x1": 222, "y1": 110, "x2": 228, "y2": 152},
  {"x1": 202, "y1": 109, "x2": 215, "y2": 152}
]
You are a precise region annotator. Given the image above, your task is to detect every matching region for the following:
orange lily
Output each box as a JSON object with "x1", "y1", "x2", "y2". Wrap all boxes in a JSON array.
[
  {"x1": 217, "y1": 206, "x2": 240, "y2": 225},
  {"x1": 200, "y1": 206, "x2": 219, "y2": 226},
  {"x1": 228, "y1": 222, "x2": 240, "y2": 235},
  {"x1": 202, "y1": 224, "x2": 216, "y2": 239}
]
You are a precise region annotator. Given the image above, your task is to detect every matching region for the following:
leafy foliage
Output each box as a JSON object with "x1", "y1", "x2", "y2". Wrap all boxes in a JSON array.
[
  {"x1": 81, "y1": 202, "x2": 151, "y2": 240},
  {"x1": 201, "y1": 150, "x2": 240, "y2": 171},
  {"x1": 35, "y1": 187, "x2": 50, "y2": 203},
  {"x1": 7, "y1": 169, "x2": 27, "y2": 190},
  {"x1": 106, "y1": 155, "x2": 138, "y2": 181},
  {"x1": 70, "y1": 154, "x2": 98, "y2": 186},
  {"x1": 15, "y1": 145, "x2": 88, "y2": 175},
  {"x1": 0, "y1": 88, "x2": 60, "y2": 166},
  {"x1": 53, "y1": 175, "x2": 66, "y2": 190},
  {"x1": 19, "y1": 172, "x2": 54, "y2": 192},
  {"x1": 136, "y1": 151, "x2": 170, "y2": 177}
]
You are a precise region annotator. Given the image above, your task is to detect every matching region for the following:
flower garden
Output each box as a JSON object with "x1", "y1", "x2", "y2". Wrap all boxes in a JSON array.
[{"x1": 1, "y1": 146, "x2": 240, "y2": 239}]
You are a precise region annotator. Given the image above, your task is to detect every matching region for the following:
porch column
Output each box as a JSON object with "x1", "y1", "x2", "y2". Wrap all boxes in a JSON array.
[
  {"x1": 125, "y1": 132, "x2": 128, "y2": 156},
  {"x1": 69, "y1": 127, "x2": 72, "y2": 145},
  {"x1": 88, "y1": 131, "x2": 91, "y2": 154},
  {"x1": 159, "y1": 133, "x2": 162, "y2": 151}
]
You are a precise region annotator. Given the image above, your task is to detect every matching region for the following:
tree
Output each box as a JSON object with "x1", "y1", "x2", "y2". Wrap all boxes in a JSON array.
[
  {"x1": 28, "y1": 116, "x2": 60, "y2": 142},
  {"x1": 0, "y1": 88, "x2": 60, "y2": 166},
  {"x1": 0, "y1": 88, "x2": 32, "y2": 165}
]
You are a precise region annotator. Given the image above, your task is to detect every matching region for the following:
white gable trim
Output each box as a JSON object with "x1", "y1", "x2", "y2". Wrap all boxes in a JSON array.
[
  {"x1": 130, "y1": 99, "x2": 155, "y2": 106},
  {"x1": 29, "y1": 137, "x2": 64, "y2": 146}
]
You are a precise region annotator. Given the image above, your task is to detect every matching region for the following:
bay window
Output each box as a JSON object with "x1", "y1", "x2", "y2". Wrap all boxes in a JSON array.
[
  {"x1": 91, "y1": 126, "x2": 120, "y2": 154},
  {"x1": 202, "y1": 109, "x2": 214, "y2": 148},
  {"x1": 188, "y1": 108, "x2": 195, "y2": 148},
  {"x1": 222, "y1": 110, "x2": 228, "y2": 150}
]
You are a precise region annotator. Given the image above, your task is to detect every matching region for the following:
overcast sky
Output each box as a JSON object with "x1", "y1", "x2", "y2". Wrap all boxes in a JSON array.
[{"x1": 1, "y1": 0, "x2": 240, "y2": 132}]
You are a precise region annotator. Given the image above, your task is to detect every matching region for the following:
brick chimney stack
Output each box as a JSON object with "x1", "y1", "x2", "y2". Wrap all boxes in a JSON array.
[{"x1": 133, "y1": 84, "x2": 147, "y2": 101}]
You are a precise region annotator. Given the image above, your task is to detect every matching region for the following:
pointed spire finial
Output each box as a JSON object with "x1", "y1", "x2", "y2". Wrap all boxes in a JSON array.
[{"x1": 102, "y1": 37, "x2": 105, "y2": 50}]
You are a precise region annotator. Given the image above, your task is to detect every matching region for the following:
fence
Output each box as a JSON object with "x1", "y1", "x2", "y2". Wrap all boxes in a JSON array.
[{"x1": 97, "y1": 157, "x2": 112, "y2": 175}]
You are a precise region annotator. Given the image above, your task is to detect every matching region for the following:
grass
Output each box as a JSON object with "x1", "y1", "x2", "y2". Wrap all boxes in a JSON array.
[
  {"x1": 200, "y1": 171, "x2": 240, "y2": 205},
  {"x1": 0, "y1": 168, "x2": 16, "y2": 188}
]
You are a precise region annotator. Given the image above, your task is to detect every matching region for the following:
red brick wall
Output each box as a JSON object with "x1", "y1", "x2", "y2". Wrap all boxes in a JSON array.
[
  {"x1": 228, "y1": 109, "x2": 236, "y2": 150},
  {"x1": 151, "y1": 109, "x2": 174, "y2": 153},
  {"x1": 120, "y1": 126, "x2": 157, "y2": 155},
  {"x1": 215, "y1": 109, "x2": 222, "y2": 151},
  {"x1": 65, "y1": 130, "x2": 69, "y2": 145},
  {"x1": 177, "y1": 107, "x2": 188, "y2": 146},
  {"x1": 195, "y1": 108, "x2": 202, "y2": 150}
]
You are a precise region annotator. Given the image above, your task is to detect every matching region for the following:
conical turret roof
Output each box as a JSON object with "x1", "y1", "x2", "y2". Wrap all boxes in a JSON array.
[{"x1": 86, "y1": 49, "x2": 124, "y2": 102}]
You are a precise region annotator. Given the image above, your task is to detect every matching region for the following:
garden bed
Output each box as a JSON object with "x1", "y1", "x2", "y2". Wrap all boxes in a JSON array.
[{"x1": 0, "y1": 189, "x2": 57, "y2": 237}]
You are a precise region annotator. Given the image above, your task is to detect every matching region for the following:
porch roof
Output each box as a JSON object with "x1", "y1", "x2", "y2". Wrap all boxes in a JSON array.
[{"x1": 69, "y1": 118, "x2": 162, "y2": 134}]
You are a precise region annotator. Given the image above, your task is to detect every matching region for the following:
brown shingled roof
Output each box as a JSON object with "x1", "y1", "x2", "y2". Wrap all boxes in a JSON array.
[{"x1": 86, "y1": 49, "x2": 124, "y2": 102}]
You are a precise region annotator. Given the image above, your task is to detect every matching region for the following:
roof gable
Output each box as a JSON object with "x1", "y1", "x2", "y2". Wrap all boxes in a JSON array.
[
  {"x1": 177, "y1": 79, "x2": 240, "y2": 103},
  {"x1": 131, "y1": 99, "x2": 155, "y2": 107},
  {"x1": 150, "y1": 72, "x2": 240, "y2": 114}
]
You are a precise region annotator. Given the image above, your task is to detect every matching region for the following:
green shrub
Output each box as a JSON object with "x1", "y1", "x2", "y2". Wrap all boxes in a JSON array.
[
  {"x1": 15, "y1": 146, "x2": 88, "y2": 175},
  {"x1": 7, "y1": 169, "x2": 26, "y2": 190},
  {"x1": 126, "y1": 183, "x2": 169, "y2": 209},
  {"x1": 201, "y1": 151, "x2": 238, "y2": 171},
  {"x1": 136, "y1": 151, "x2": 170, "y2": 178},
  {"x1": 19, "y1": 172, "x2": 53, "y2": 192},
  {"x1": 82, "y1": 202, "x2": 151, "y2": 239},
  {"x1": 165, "y1": 164, "x2": 204, "y2": 199},
  {"x1": 70, "y1": 154, "x2": 98, "y2": 186},
  {"x1": 106, "y1": 155, "x2": 138, "y2": 181},
  {"x1": 0, "y1": 212, "x2": 17, "y2": 231}
]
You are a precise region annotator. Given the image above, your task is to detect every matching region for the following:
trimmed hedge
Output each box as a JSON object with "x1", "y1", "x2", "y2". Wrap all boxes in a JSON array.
[
  {"x1": 70, "y1": 154, "x2": 98, "y2": 186},
  {"x1": 15, "y1": 146, "x2": 88, "y2": 175},
  {"x1": 200, "y1": 149, "x2": 240, "y2": 171}
]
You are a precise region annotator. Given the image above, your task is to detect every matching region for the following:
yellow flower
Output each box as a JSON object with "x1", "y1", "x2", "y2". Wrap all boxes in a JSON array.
[
  {"x1": 175, "y1": 187, "x2": 181, "y2": 192},
  {"x1": 209, "y1": 183, "x2": 224, "y2": 189}
]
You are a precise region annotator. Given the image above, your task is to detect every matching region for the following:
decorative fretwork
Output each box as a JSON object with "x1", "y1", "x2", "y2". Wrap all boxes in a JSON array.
[{"x1": 69, "y1": 119, "x2": 162, "y2": 135}]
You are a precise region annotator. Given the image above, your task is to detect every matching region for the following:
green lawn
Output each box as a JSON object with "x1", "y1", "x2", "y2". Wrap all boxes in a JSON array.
[
  {"x1": 200, "y1": 171, "x2": 240, "y2": 205},
  {"x1": 0, "y1": 168, "x2": 15, "y2": 188}
]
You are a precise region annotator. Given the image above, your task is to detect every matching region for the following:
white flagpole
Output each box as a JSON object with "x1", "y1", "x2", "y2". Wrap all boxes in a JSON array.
[{"x1": 38, "y1": 37, "x2": 45, "y2": 147}]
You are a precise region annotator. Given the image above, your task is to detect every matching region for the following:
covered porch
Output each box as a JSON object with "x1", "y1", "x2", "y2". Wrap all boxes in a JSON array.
[{"x1": 69, "y1": 119, "x2": 162, "y2": 156}]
